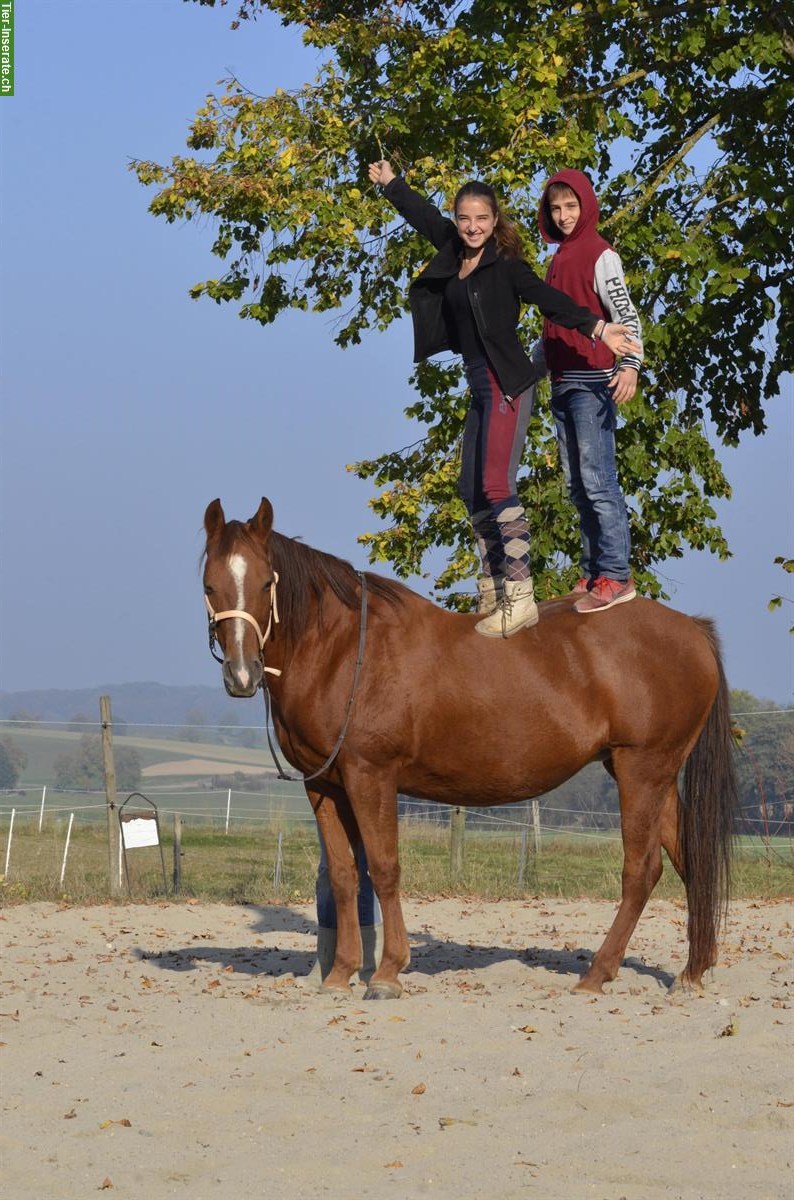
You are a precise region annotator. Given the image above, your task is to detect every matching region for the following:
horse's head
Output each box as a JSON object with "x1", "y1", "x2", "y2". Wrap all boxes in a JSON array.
[{"x1": 202, "y1": 497, "x2": 277, "y2": 698}]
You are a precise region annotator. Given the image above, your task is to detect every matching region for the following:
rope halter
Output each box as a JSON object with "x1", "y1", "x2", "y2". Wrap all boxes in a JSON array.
[{"x1": 204, "y1": 571, "x2": 282, "y2": 677}]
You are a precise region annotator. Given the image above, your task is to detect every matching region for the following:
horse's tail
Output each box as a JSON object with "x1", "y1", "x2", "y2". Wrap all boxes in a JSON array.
[{"x1": 679, "y1": 619, "x2": 739, "y2": 978}]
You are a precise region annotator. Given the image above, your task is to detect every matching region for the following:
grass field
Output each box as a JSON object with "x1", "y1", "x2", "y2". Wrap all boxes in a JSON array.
[
  {"x1": 6, "y1": 726, "x2": 276, "y2": 786},
  {"x1": 2, "y1": 816, "x2": 791, "y2": 907},
  {"x1": 3, "y1": 727, "x2": 791, "y2": 907}
]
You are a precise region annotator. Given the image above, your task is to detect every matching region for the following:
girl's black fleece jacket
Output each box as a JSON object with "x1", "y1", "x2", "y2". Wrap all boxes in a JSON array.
[{"x1": 381, "y1": 175, "x2": 601, "y2": 399}]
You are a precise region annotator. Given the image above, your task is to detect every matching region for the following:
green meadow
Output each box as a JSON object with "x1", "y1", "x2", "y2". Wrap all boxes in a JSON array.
[
  {"x1": 5, "y1": 725, "x2": 274, "y2": 785},
  {"x1": 1, "y1": 726, "x2": 791, "y2": 906},
  {"x1": 2, "y1": 816, "x2": 791, "y2": 908}
]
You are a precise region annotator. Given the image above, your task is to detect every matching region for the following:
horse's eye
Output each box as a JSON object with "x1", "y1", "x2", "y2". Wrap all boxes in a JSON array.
[{"x1": 204, "y1": 585, "x2": 213, "y2": 596}]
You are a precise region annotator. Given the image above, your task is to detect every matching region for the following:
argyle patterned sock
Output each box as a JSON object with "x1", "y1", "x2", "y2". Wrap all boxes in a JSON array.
[
  {"x1": 494, "y1": 499, "x2": 531, "y2": 582},
  {"x1": 471, "y1": 507, "x2": 505, "y2": 579}
]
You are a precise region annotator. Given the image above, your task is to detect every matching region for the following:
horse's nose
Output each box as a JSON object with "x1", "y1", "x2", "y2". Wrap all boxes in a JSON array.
[{"x1": 222, "y1": 656, "x2": 263, "y2": 698}]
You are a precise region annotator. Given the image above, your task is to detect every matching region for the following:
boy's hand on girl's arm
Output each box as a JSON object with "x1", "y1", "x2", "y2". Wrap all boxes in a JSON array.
[
  {"x1": 609, "y1": 367, "x2": 639, "y2": 405},
  {"x1": 368, "y1": 159, "x2": 396, "y2": 187},
  {"x1": 599, "y1": 322, "x2": 641, "y2": 358}
]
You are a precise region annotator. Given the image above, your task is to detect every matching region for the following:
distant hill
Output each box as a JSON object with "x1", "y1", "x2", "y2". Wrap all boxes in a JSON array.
[{"x1": 0, "y1": 682, "x2": 263, "y2": 731}]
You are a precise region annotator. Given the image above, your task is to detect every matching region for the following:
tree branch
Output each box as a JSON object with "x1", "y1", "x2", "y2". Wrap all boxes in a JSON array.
[
  {"x1": 689, "y1": 190, "x2": 748, "y2": 238},
  {"x1": 603, "y1": 112, "x2": 720, "y2": 228},
  {"x1": 561, "y1": 67, "x2": 650, "y2": 103}
]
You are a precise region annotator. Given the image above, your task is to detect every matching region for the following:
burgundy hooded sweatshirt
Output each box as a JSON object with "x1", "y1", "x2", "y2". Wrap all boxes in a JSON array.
[{"x1": 538, "y1": 169, "x2": 643, "y2": 385}]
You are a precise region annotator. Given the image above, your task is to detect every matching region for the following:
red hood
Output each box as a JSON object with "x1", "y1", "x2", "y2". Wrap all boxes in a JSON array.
[{"x1": 539, "y1": 169, "x2": 600, "y2": 245}]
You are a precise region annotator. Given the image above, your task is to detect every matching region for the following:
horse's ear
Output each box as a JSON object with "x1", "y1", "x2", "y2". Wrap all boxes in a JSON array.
[
  {"x1": 250, "y1": 497, "x2": 274, "y2": 539},
  {"x1": 204, "y1": 498, "x2": 225, "y2": 541}
]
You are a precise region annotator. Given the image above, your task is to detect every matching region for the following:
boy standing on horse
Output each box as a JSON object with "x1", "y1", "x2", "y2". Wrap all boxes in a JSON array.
[
  {"x1": 368, "y1": 158, "x2": 640, "y2": 637},
  {"x1": 534, "y1": 169, "x2": 644, "y2": 612}
]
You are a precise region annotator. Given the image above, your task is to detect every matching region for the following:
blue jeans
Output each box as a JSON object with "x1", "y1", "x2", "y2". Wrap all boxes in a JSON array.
[
  {"x1": 316, "y1": 831, "x2": 381, "y2": 930},
  {"x1": 551, "y1": 383, "x2": 631, "y2": 580}
]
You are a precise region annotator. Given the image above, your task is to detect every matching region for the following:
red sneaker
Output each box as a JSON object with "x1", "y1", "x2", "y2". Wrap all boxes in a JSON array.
[
  {"x1": 571, "y1": 577, "x2": 592, "y2": 594},
  {"x1": 574, "y1": 576, "x2": 636, "y2": 613}
]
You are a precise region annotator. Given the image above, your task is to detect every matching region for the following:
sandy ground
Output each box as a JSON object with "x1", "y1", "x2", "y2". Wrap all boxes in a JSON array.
[{"x1": 1, "y1": 897, "x2": 791, "y2": 1200}]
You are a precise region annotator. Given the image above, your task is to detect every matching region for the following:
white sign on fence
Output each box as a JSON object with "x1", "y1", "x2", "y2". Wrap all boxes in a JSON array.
[{"x1": 121, "y1": 815, "x2": 160, "y2": 849}]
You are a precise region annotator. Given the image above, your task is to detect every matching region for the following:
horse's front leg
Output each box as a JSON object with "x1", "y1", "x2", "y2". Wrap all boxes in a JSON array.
[
  {"x1": 307, "y1": 785, "x2": 362, "y2": 992},
  {"x1": 343, "y1": 767, "x2": 410, "y2": 1001}
]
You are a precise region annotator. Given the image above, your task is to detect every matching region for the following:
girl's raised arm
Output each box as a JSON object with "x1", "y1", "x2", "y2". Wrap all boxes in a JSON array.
[
  {"x1": 369, "y1": 161, "x2": 457, "y2": 251},
  {"x1": 368, "y1": 159, "x2": 396, "y2": 188}
]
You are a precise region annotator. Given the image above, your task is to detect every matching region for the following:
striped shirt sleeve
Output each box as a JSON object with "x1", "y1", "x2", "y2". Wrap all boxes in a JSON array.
[{"x1": 593, "y1": 249, "x2": 644, "y2": 373}]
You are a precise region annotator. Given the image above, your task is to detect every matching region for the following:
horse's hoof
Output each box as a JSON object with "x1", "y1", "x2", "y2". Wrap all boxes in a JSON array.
[
  {"x1": 668, "y1": 972, "x2": 704, "y2": 995},
  {"x1": 572, "y1": 978, "x2": 605, "y2": 995},
  {"x1": 320, "y1": 980, "x2": 352, "y2": 995},
  {"x1": 363, "y1": 981, "x2": 403, "y2": 1001}
]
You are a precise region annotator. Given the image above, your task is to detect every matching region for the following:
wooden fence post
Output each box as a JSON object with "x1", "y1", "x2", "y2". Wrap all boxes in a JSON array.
[
  {"x1": 100, "y1": 695, "x2": 121, "y2": 898},
  {"x1": 172, "y1": 813, "x2": 182, "y2": 894},
  {"x1": 450, "y1": 806, "x2": 466, "y2": 881}
]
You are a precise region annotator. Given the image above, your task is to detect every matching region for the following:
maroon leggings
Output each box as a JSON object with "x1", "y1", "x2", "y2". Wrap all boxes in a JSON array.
[{"x1": 458, "y1": 358, "x2": 535, "y2": 580}]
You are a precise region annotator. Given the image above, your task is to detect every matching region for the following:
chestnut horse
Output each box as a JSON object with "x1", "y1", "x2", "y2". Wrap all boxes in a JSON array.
[{"x1": 202, "y1": 497, "x2": 738, "y2": 1000}]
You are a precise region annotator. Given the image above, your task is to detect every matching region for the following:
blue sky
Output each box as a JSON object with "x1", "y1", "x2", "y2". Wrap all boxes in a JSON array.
[{"x1": 1, "y1": 0, "x2": 792, "y2": 704}]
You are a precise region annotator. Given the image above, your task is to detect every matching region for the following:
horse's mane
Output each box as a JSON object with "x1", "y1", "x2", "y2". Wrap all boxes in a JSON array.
[
  {"x1": 211, "y1": 523, "x2": 405, "y2": 642},
  {"x1": 271, "y1": 531, "x2": 406, "y2": 639}
]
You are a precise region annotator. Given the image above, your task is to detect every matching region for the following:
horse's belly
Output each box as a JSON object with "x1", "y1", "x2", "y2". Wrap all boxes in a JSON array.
[
  {"x1": 397, "y1": 725, "x2": 600, "y2": 806},
  {"x1": 368, "y1": 664, "x2": 606, "y2": 803}
]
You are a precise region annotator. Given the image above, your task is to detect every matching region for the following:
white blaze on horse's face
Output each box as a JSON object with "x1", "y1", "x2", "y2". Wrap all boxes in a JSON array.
[{"x1": 227, "y1": 553, "x2": 252, "y2": 690}]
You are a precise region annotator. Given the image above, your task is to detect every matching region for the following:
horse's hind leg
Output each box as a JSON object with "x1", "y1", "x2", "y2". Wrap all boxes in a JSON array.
[
  {"x1": 659, "y1": 786, "x2": 719, "y2": 989},
  {"x1": 660, "y1": 785, "x2": 685, "y2": 881},
  {"x1": 307, "y1": 785, "x2": 363, "y2": 991},
  {"x1": 575, "y1": 753, "x2": 671, "y2": 995}
]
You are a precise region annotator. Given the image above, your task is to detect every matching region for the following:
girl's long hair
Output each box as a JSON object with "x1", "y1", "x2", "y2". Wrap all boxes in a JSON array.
[{"x1": 454, "y1": 181, "x2": 524, "y2": 258}]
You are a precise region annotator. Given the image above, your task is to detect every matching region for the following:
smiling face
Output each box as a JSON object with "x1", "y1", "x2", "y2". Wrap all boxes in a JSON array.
[
  {"x1": 548, "y1": 186, "x2": 581, "y2": 237},
  {"x1": 454, "y1": 195, "x2": 498, "y2": 254}
]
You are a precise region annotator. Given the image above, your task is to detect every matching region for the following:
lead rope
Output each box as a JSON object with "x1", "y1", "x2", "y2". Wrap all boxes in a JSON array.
[{"x1": 262, "y1": 572, "x2": 369, "y2": 784}]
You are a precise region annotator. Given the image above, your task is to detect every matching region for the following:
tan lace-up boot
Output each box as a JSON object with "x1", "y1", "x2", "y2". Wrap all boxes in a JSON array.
[
  {"x1": 475, "y1": 577, "x2": 539, "y2": 638},
  {"x1": 476, "y1": 575, "x2": 504, "y2": 615}
]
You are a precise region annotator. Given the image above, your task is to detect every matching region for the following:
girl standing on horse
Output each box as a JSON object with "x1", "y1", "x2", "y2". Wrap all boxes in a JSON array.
[{"x1": 368, "y1": 159, "x2": 640, "y2": 638}]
